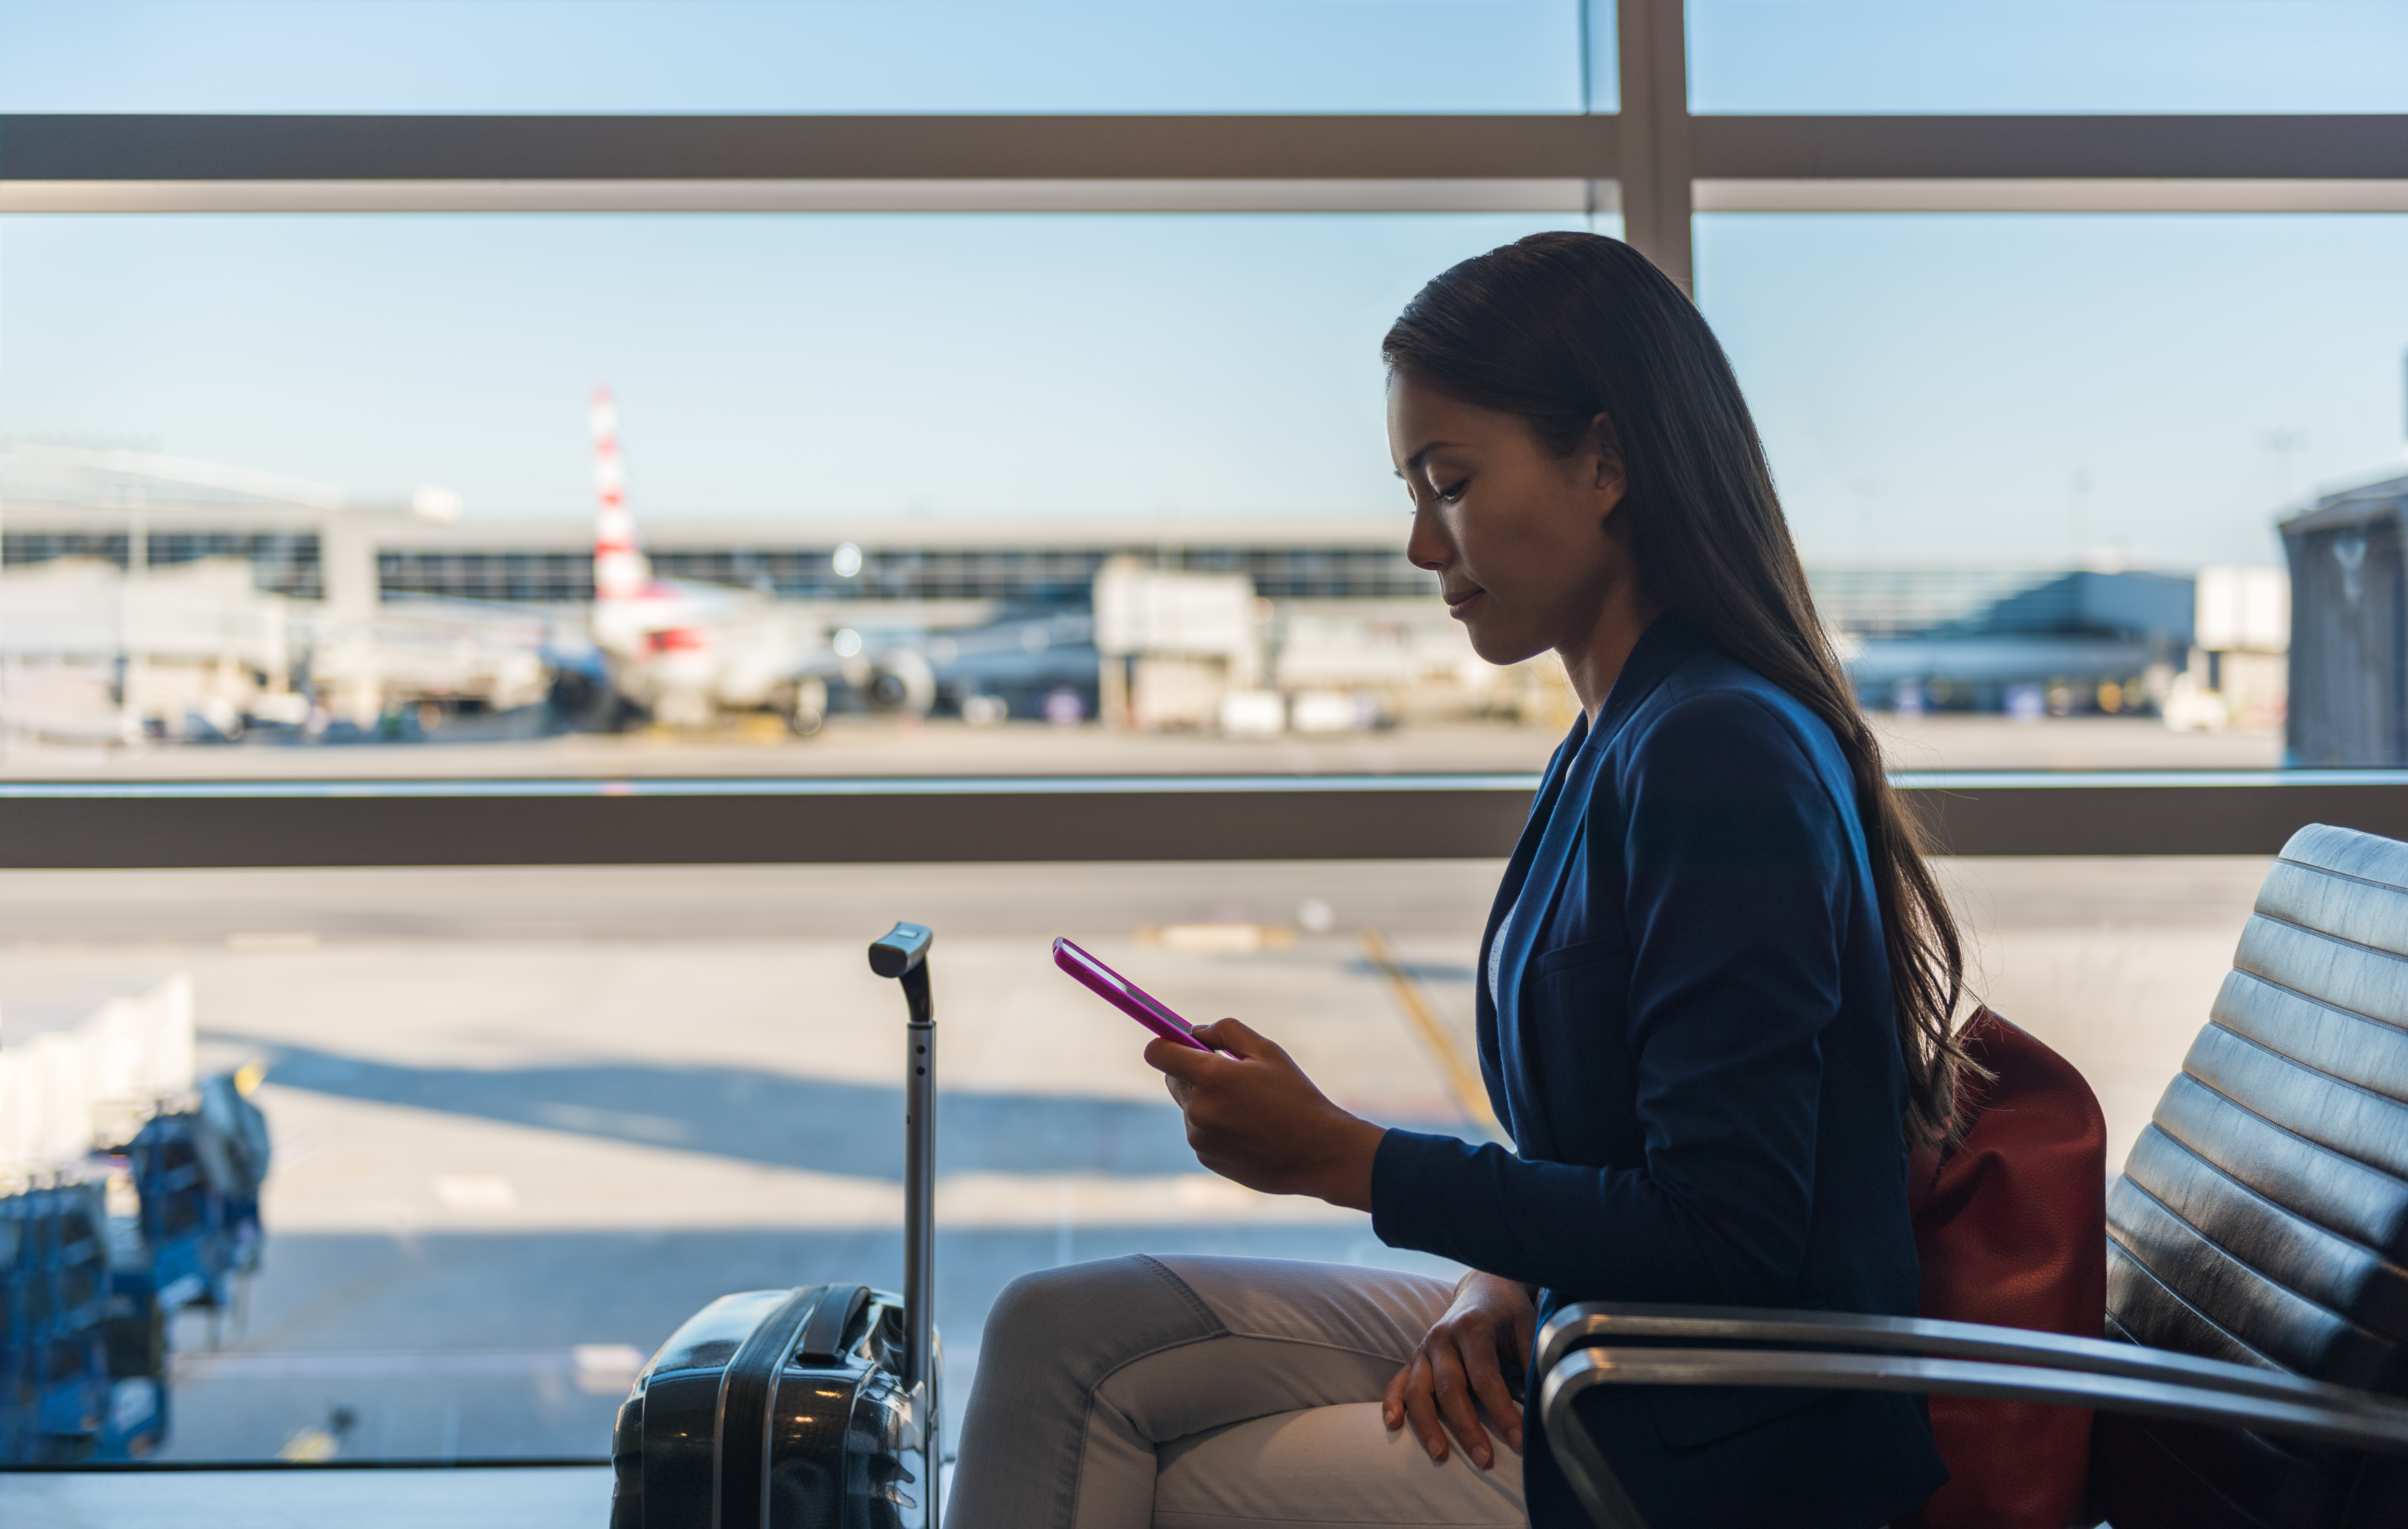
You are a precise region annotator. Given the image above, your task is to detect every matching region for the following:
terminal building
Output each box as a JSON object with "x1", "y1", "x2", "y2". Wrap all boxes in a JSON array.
[
  {"x1": 0, "y1": 446, "x2": 1435, "y2": 612},
  {"x1": 0, "y1": 445, "x2": 2280, "y2": 731}
]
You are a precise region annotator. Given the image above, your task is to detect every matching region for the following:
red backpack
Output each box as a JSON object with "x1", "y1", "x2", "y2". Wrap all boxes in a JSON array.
[{"x1": 1901, "y1": 1009, "x2": 2108, "y2": 1529}]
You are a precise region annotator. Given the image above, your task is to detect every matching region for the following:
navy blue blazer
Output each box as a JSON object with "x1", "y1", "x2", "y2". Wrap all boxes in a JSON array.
[{"x1": 1371, "y1": 614, "x2": 1948, "y2": 1529}]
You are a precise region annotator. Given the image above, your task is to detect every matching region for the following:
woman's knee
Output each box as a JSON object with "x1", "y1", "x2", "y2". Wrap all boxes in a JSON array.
[
  {"x1": 982, "y1": 1262, "x2": 1091, "y2": 1351},
  {"x1": 980, "y1": 1255, "x2": 1200, "y2": 1368}
]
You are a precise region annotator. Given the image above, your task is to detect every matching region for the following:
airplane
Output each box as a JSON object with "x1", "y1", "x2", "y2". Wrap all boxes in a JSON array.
[{"x1": 584, "y1": 387, "x2": 932, "y2": 731}]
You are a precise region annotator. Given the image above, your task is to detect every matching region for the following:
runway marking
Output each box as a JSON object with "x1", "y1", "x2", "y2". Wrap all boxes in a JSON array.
[{"x1": 1359, "y1": 928, "x2": 1498, "y2": 1132}]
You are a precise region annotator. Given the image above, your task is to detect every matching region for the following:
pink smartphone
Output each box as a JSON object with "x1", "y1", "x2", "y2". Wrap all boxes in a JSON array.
[{"x1": 1053, "y1": 937, "x2": 1229, "y2": 1055}]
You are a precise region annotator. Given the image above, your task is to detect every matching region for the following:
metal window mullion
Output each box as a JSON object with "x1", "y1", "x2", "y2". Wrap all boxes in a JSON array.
[
  {"x1": 1615, "y1": 0, "x2": 1693, "y2": 292},
  {"x1": 7, "y1": 113, "x2": 2408, "y2": 219}
]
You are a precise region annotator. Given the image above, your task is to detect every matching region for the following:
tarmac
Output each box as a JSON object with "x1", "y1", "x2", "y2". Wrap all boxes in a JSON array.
[{"x1": 0, "y1": 849, "x2": 2274, "y2": 1464}]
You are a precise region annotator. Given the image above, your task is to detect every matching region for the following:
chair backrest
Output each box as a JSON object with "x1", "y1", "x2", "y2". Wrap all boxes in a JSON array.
[{"x1": 2096, "y1": 823, "x2": 2408, "y2": 1529}]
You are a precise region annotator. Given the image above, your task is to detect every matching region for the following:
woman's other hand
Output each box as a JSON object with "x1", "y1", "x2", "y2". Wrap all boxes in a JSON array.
[
  {"x1": 1143, "y1": 1018, "x2": 1385, "y2": 1211},
  {"x1": 1383, "y1": 1272, "x2": 1536, "y2": 1469}
]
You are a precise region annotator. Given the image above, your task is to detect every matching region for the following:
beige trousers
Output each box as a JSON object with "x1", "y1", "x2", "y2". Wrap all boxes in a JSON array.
[{"x1": 947, "y1": 1254, "x2": 1529, "y2": 1529}]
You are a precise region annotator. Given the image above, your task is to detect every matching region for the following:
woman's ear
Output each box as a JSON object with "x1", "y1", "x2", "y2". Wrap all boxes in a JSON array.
[{"x1": 1587, "y1": 413, "x2": 1629, "y2": 506}]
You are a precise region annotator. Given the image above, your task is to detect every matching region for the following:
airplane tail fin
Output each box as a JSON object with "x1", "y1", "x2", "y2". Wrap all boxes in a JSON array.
[{"x1": 591, "y1": 386, "x2": 650, "y2": 603}]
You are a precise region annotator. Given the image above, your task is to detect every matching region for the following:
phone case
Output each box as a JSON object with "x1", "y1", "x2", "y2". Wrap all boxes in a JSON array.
[{"x1": 1052, "y1": 937, "x2": 1222, "y2": 1054}]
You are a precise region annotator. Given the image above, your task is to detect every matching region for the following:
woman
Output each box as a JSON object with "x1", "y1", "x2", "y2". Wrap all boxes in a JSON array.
[{"x1": 947, "y1": 232, "x2": 1972, "y2": 1529}]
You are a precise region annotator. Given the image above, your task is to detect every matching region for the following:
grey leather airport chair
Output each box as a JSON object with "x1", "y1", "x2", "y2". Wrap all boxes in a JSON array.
[{"x1": 1538, "y1": 824, "x2": 2408, "y2": 1529}]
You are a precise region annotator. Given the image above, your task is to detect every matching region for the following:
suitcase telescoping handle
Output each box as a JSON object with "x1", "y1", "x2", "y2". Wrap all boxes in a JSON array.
[{"x1": 868, "y1": 921, "x2": 939, "y2": 1526}]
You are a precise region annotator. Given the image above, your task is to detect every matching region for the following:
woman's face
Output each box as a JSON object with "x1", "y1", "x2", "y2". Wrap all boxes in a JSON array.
[{"x1": 1388, "y1": 372, "x2": 1631, "y2": 667}]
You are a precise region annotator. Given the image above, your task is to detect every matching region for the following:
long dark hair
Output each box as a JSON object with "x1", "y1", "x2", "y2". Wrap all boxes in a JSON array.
[{"x1": 1384, "y1": 230, "x2": 1973, "y2": 1147}]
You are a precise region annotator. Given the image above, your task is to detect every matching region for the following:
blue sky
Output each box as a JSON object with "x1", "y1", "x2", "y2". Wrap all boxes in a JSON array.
[
  {"x1": 6, "y1": 3, "x2": 2408, "y2": 115},
  {"x1": 4, "y1": 3, "x2": 2407, "y2": 568}
]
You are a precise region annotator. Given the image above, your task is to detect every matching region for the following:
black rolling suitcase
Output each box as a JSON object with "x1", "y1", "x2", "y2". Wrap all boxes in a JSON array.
[{"x1": 611, "y1": 921, "x2": 943, "y2": 1529}]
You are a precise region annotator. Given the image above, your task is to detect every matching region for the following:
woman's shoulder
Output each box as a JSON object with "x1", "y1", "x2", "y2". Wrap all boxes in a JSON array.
[
  {"x1": 1631, "y1": 650, "x2": 1831, "y2": 760},
  {"x1": 1606, "y1": 650, "x2": 1856, "y2": 816}
]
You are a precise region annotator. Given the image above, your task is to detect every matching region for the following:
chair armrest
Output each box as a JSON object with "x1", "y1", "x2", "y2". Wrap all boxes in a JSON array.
[
  {"x1": 1537, "y1": 1336, "x2": 2408, "y2": 1529},
  {"x1": 1536, "y1": 1301, "x2": 2384, "y2": 1415}
]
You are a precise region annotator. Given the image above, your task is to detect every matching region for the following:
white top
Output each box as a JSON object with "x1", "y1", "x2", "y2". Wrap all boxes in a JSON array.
[{"x1": 1487, "y1": 893, "x2": 1519, "y2": 1010}]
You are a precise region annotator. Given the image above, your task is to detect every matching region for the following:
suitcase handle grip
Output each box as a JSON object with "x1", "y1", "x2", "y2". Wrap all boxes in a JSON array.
[
  {"x1": 871, "y1": 923, "x2": 934, "y2": 1031},
  {"x1": 796, "y1": 1284, "x2": 873, "y2": 1364},
  {"x1": 869, "y1": 923, "x2": 932, "y2": 979}
]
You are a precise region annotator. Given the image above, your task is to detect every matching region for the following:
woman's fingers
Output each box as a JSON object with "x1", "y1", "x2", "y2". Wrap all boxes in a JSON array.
[
  {"x1": 1193, "y1": 1016, "x2": 1280, "y2": 1061},
  {"x1": 1393, "y1": 1324, "x2": 1524, "y2": 1468},
  {"x1": 1425, "y1": 1332, "x2": 1494, "y2": 1469},
  {"x1": 1387, "y1": 1279, "x2": 1537, "y2": 1473},
  {"x1": 1466, "y1": 1329, "x2": 1525, "y2": 1452},
  {"x1": 1398, "y1": 1350, "x2": 1451, "y2": 1463},
  {"x1": 1142, "y1": 1035, "x2": 1223, "y2": 1080}
]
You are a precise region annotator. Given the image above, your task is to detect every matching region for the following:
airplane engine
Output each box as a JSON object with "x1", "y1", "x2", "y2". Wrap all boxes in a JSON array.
[{"x1": 853, "y1": 648, "x2": 936, "y2": 716}]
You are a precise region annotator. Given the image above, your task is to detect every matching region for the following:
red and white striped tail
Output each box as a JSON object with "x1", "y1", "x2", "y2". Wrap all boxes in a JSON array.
[{"x1": 591, "y1": 386, "x2": 650, "y2": 604}]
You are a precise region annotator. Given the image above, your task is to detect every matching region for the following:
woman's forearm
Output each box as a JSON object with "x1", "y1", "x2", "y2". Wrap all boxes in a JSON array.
[{"x1": 1369, "y1": 1128, "x2": 1812, "y2": 1305}]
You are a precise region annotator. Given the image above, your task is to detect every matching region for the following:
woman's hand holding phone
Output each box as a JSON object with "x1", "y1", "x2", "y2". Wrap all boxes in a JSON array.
[
  {"x1": 1383, "y1": 1271, "x2": 1535, "y2": 1471},
  {"x1": 1056, "y1": 939, "x2": 1382, "y2": 1211},
  {"x1": 1141, "y1": 1017, "x2": 1386, "y2": 1212}
]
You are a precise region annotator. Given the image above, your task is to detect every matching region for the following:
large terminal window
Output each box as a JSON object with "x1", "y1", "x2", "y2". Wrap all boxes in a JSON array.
[
  {"x1": 0, "y1": 0, "x2": 2404, "y2": 1493},
  {"x1": 6, "y1": 199, "x2": 2381, "y2": 777}
]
